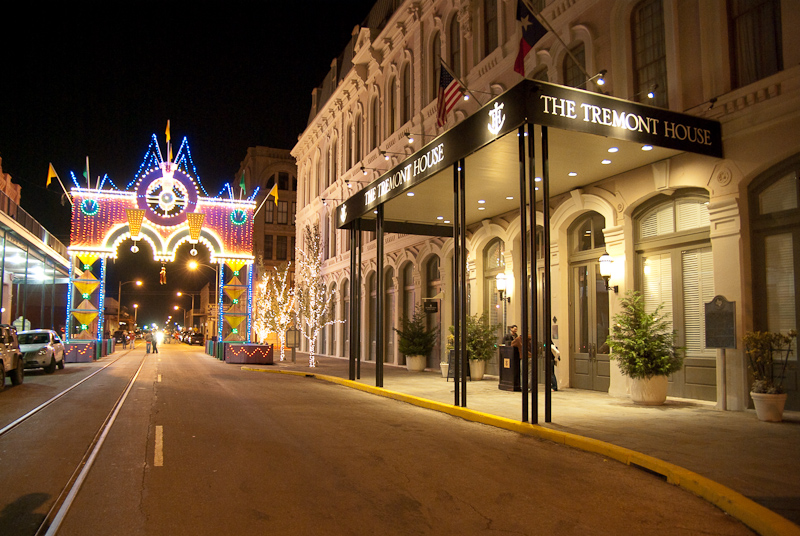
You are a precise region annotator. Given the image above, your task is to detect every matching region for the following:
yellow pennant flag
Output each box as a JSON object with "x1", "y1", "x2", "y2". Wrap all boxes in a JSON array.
[
  {"x1": 268, "y1": 183, "x2": 279, "y2": 206},
  {"x1": 165, "y1": 120, "x2": 171, "y2": 143},
  {"x1": 47, "y1": 163, "x2": 57, "y2": 188}
]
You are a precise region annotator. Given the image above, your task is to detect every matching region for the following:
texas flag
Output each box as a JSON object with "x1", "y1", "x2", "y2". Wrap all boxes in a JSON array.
[{"x1": 514, "y1": 0, "x2": 548, "y2": 76}]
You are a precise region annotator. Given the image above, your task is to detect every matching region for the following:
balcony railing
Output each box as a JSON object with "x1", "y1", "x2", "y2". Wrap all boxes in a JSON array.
[{"x1": 0, "y1": 189, "x2": 69, "y2": 259}]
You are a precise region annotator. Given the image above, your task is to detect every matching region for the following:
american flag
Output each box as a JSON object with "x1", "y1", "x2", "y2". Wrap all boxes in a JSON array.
[{"x1": 436, "y1": 61, "x2": 463, "y2": 127}]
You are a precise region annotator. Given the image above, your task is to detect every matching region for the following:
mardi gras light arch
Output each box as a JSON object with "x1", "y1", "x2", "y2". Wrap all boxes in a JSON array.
[{"x1": 66, "y1": 133, "x2": 257, "y2": 345}]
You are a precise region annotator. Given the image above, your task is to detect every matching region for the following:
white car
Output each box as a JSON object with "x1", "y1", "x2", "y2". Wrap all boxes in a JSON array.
[{"x1": 19, "y1": 330, "x2": 65, "y2": 374}]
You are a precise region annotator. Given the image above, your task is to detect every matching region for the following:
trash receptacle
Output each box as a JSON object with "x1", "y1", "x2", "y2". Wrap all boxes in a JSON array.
[{"x1": 498, "y1": 345, "x2": 521, "y2": 391}]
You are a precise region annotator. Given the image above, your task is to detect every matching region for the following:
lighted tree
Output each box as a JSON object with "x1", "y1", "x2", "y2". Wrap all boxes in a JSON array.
[
  {"x1": 254, "y1": 262, "x2": 296, "y2": 361},
  {"x1": 295, "y1": 223, "x2": 339, "y2": 367}
]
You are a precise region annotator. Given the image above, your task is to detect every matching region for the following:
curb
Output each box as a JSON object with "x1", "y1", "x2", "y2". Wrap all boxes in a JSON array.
[{"x1": 243, "y1": 366, "x2": 800, "y2": 536}]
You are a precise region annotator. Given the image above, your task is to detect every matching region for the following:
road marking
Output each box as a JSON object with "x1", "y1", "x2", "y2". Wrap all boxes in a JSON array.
[{"x1": 155, "y1": 425, "x2": 164, "y2": 467}]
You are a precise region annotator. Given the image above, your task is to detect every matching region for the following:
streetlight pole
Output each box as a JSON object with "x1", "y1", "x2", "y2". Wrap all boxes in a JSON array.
[
  {"x1": 174, "y1": 305, "x2": 186, "y2": 328},
  {"x1": 118, "y1": 280, "x2": 143, "y2": 327},
  {"x1": 132, "y1": 304, "x2": 139, "y2": 348},
  {"x1": 176, "y1": 291, "x2": 197, "y2": 329}
]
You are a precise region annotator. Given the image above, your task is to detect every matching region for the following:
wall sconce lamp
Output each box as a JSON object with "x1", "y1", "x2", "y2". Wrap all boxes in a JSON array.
[
  {"x1": 321, "y1": 198, "x2": 343, "y2": 206},
  {"x1": 380, "y1": 150, "x2": 406, "y2": 161},
  {"x1": 598, "y1": 254, "x2": 618, "y2": 293},
  {"x1": 495, "y1": 273, "x2": 512, "y2": 303},
  {"x1": 405, "y1": 132, "x2": 426, "y2": 145}
]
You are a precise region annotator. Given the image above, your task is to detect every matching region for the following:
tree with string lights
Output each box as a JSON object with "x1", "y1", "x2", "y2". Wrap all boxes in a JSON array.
[
  {"x1": 254, "y1": 262, "x2": 296, "y2": 361},
  {"x1": 295, "y1": 223, "x2": 339, "y2": 367}
]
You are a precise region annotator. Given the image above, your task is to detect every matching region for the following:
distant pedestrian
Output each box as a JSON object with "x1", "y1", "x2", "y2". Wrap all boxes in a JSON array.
[
  {"x1": 145, "y1": 331, "x2": 152, "y2": 354},
  {"x1": 152, "y1": 332, "x2": 159, "y2": 354},
  {"x1": 122, "y1": 331, "x2": 128, "y2": 349}
]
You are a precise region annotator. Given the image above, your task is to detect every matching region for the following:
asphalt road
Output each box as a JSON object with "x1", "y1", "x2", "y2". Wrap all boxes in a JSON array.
[{"x1": 0, "y1": 343, "x2": 753, "y2": 535}]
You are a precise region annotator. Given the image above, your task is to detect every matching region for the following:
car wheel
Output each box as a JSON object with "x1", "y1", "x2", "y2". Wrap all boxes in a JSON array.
[
  {"x1": 44, "y1": 356, "x2": 56, "y2": 374},
  {"x1": 9, "y1": 357, "x2": 24, "y2": 385},
  {"x1": 57, "y1": 353, "x2": 65, "y2": 370}
]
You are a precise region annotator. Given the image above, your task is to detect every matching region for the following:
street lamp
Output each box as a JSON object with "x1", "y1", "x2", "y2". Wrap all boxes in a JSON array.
[
  {"x1": 495, "y1": 273, "x2": 511, "y2": 335},
  {"x1": 176, "y1": 291, "x2": 199, "y2": 329},
  {"x1": 174, "y1": 305, "x2": 186, "y2": 327},
  {"x1": 118, "y1": 280, "x2": 143, "y2": 327}
]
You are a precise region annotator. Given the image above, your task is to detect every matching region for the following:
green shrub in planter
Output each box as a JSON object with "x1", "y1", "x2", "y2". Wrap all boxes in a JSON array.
[
  {"x1": 395, "y1": 305, "x2": 438, "y2": 357},
  {"x1": 608, "y1": 291, "x2": 683, "y2": 379},
  {"x1": 448, "y1": 312, "x2": 500, "y2": 361},
  {"x1": 743, "y1": 329, "x2": 796, "y2": 394}
]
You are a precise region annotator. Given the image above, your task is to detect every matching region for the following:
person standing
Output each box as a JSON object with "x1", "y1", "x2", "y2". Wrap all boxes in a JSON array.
[
  {"x1": 145, "y1": 331, "x2": 152, "y2": 354},
  {"x1": 152, "y1": 331, "x2": 159, "y2": 354},
  {"x1": 503, "y1": 325, "x2": 518, "y2": 346}
]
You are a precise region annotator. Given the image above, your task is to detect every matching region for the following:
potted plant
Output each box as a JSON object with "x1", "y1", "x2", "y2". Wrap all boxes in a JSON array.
[
  {"x1": 449, "y1": 313, "x2": 499, "y2": 381},
  {"x1": 607, "y1": 291, "x2": 683, "y2": 405},
  {"x1": 441, "y1": 333, "x2": 455, "y2": 378},
  {"x1": 394, "y1": 305, "x2": 438, "y2": 372},
  {"x1": 743, "y1": 329, "x2": 796, "y2": 422}
]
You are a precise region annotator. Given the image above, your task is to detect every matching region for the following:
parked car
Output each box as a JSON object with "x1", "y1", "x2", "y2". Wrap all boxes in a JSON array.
[
  {"x1": 0, "y1": 324, "x2": 24, "y2": 390},
  {"x1": 113, "y1": 330, "x2": 127, "y2": 344},
  {"x1": 19, "y1": 329, "x2": 65, "y2": 374},
  {"x1": 189, "y1": 332, "x2": 204, "y2": 346}
]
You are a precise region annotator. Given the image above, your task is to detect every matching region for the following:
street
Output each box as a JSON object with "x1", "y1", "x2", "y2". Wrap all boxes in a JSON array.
[{"x1": 0, "y1": 343, "x2": 752, "y2": 535}]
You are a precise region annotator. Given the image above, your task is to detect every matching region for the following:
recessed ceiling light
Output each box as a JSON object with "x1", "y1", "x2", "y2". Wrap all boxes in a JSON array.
[
  {"x1": 535, "y1": 177, "x2": 542, "y2": 182},
  {"x1": 373, "y1": 210, "x2": 378, "y2": 214},
  {"x1": 407, "y1": 192, "x2": 415, "y2": 197},
  {"x1": 478, "y1": 199, "x2": 486, "y2": 204},
  {"x1": 506, "y1": 196, "x2": 514, "y2": 200},
  {"x1": 444, "y1": 220, "x2": 451, "y2": 224},
  {"x1": 601, "y1": 159, "x2": 612, "y2": 165},
  {"x1": 437, "y1": 216, "x2": 444, "y2": 220},
  {"x1": 642, "y1": 145, "x2": 653, "y2": 151},
  {"x1": 568, "y1": 172, "x2": 578, "y2": 177},
  {"x1": 608, "y1": 147, "x2": 619, "y2": 153},
  {"x1": 478, "y1": 207, "x2": 485, "y2": 210}
]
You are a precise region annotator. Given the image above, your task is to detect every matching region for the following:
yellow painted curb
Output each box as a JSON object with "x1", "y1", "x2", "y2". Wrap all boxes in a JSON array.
[{"x1": 242, "y1": 366, "x2": 800, "y2": 536}]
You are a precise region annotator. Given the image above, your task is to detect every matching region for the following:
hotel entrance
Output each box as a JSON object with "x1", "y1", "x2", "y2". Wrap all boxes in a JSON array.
[{"x1": 338, "y1": 80, "x2": 723, "y2": 422}]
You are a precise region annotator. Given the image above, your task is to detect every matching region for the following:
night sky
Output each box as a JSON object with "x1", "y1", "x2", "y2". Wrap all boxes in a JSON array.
[{"x1": 2, "y1": 3, "x2": 376, "y2": 328}]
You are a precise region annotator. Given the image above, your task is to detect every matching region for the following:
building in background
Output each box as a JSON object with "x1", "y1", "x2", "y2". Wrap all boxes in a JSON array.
[{"x1": 291, "y1": 0, "x2": 799, "y2": 412}]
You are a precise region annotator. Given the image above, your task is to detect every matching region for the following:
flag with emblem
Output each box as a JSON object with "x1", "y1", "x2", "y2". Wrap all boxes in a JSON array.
[{"x1": 514, "y1": 0, "x2": 548, "y2": 76}]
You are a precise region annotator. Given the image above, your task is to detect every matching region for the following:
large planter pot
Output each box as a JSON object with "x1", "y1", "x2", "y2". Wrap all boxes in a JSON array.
[
  {"x1": 469, "y1": 359, "x2": 486, "y2": 381},
  {"x1": 630, "y1": 375, "x2": 669, "y2": 406},
  {"x1": 405, "y1": 355, "x2": 426, "y2": 372},
  {"x1": 440, "y1": 362, "x2": 449, "y2": 378},
  {"x1": 751, "y1": 392, "x2": 787, "y2": 422}
]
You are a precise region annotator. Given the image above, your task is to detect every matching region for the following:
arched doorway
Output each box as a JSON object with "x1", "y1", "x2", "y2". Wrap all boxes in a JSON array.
[{"x1": 568, "y1": 212, "x2": 611, "y2": 392}]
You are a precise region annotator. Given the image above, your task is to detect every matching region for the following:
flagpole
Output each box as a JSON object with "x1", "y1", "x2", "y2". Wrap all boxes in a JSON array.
[
  {"x1": 86, "y1": 156, "x2": 91, "y2": 189},
  {"x1": 49, "y1": 165, "x2": 74, "y2": 207},
  {"x1": 520, "y1": 0, "x2": 594, "y2": 84},
  {"x1": 440, "y1": 58, "x2": 483, "y2": 106}
]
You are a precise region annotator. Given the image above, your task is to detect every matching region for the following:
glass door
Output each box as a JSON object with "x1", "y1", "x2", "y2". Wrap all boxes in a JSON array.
[{"x1": 570, "y1": 262, "x2": 611, "y2": 391}]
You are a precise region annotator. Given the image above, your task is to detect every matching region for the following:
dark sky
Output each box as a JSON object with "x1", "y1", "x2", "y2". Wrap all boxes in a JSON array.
[{"x1": 2, "y1": 3, "x2": 376, "y2": 328}]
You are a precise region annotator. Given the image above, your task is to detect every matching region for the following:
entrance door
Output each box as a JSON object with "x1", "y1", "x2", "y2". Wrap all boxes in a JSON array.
[{"x1": 570, "y1": 262, "x2": 611, "y2": 391}]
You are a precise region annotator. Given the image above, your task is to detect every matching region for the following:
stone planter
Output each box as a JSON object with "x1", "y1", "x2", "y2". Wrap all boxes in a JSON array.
[
  {"x1": 405, "y1": 355, "x2": 426, "y2": 372},
  {"x1": 751, "y1": 392, "x2": 787, "y2": 422},
  {"x1": 469, "y1": 359, "x2": 486, "y2": 381},
  {"x1": 630, "y1": 375, "x2": 669, "y2": 405},
  {"x1": 440, "y1": 362, "x2": 449, "y2": 378}
]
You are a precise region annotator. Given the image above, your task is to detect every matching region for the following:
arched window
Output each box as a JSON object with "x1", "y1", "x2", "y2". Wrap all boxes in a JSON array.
[
  {"x1": 345, "y1": 121, "x2": 353, "y2": 171},
  {"x1": 449, "y1": 18, "x2": 461, "y2": 77},
  {"x1": 328, "y1": 139, "x2": 338, "y2": 188},
  {"x1": 402, "y1": 64, "x2": 411, "y2": 125},
  {"x1": 631, "y1": 0, "x2": 668, "y2": 108},
  {"x1": 387, "y1": 76, "x2": 397, "y2": 134},
  {"x1": 635, "y1": 191, "x2": 715, "y2": 400},
  {"x1": 354, "y1": 113, "x2": 362, "y2": 164},
  {"x1": 483, "y1": 0, "x2": 498, "y2": 58},
  {"x1": 371, "y1": 96, "x2": 380, "y2": 150},
  {"x1": 563, "y1": 43, "x2": 586, "y2": 88},
  {"x1": 430, "y1": 32, "x2": 441, "y2": 104},
  {"x1": 484, "y1": 238, "x2": 505, "y2": 335}
]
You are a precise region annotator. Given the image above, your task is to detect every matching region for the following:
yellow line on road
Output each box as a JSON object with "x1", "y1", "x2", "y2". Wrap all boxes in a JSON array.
[
  {"x1": 242, "y1": 367, "x2": 800, "y2": 536},
  {"x1": 154, "y1": 425, "x2": 164, "y2": 467}
]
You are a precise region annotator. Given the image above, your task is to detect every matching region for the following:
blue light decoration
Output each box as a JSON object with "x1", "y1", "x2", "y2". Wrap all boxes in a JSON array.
[
  {"x1": 97, "y1": 258, "x2": 106, "y2": 342},
  {"x1": 230, "y1": 209, "x2": 247, "y2": 226},
  {"x1": 80, "y1": 198, "x2": 99, "y2": 216},
  {"x1": 246, "y1": 262, "x2": 253, "y2": 341},
  {"x1": 66, "y1": 261, "x2": 74, "y2": 343},
  {"x1": 217, "y1": 261, "x2": 224, "y2": 342}
]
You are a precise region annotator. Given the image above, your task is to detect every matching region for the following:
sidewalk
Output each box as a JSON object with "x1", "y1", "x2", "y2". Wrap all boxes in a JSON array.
[{"x1": 256, "y1": 352, "x2": 800, "y2": 529}]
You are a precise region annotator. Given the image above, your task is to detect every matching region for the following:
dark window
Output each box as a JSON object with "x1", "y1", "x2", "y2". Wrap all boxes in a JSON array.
[
  {"x1": 632, "y1": 0, "x2": 668, "y2": 108},
  {"x1": 291, "y1": 237, "x2": 296, "y2": 261},
  {"x1": 729, "y1": 0, "x2": 782, "y2": 89},
  {"x1": 563, "y1": 43, "x2": 586, "y2": 88},
  {"x1": 290, "y1": 202, "x2": 296, "y2": 224},
  {"x1": 450, "y1": 18, "x2": 461, "y2": 77},
  {"x1": 278, "y1": 201, "x2": 288, "y2": 224},
  {"x1": 483, "y1": 0, "x2": 498, "y2": 57},
  {"x1": 264, "y1": 235, "x2": 273, "y2": 260},
  {"x1": 278, "y1": 172, "x2": 289, "y2": 190},
  {"x1": 277, "y1": 236, "x2": 288, "y2": 261},
  {"x1": 265, "y1": 202, "x2": 274, "y2": 224}
]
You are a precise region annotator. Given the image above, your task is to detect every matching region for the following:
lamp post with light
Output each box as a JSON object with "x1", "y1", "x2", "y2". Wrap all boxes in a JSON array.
[
  {"x1": 118, "y1": 280, "x2": 143, "y2": 327},
  {"x1": 176, "y1": 291, "x2": 200, "y2": 329},
  {"x1": 131, "y1": 304, "x2": 139, "y2": 348},
  {"x1": 174, "y1": 305, "x2": 186, "y2": 328},
  {"x1": 495, "y1": 273, "x2": 511, "y2": 336}
]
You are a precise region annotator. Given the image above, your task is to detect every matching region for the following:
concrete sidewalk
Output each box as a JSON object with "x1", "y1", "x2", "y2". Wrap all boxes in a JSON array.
[{"x1": 253, "y1": 352, "x2": 800, "y2": 530}]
